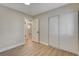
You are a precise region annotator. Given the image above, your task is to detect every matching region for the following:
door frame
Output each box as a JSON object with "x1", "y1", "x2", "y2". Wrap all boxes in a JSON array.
[{"x1": 38, "y1": 18, "x2": 40, "y2": 43}]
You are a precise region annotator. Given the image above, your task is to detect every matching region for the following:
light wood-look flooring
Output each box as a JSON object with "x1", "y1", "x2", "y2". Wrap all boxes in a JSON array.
[{"x1": 0, "y1": 37, "x2": 77, "y2": 56}]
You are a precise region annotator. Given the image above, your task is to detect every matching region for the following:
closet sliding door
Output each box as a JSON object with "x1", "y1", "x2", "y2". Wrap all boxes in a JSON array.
[
  {"x1": 59, "y1": 12, "x2": 78, "y2": 53},
  {"x1": 49, "y1": 16, "x2": 59, "y2": 48}
]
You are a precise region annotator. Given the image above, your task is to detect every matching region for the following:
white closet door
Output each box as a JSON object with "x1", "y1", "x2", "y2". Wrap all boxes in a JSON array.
[
  {"x1": 49, "y1": 16, "x2": 59, "y2": 48},
  {"x1": 59, "y1": 12, "x2": 78, "y2": 53}
]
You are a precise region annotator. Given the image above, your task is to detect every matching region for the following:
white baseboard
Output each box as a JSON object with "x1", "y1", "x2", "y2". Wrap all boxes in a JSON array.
[
  {"x1": 32, "y1": 39, "x2": 48, "y2": 46},
  {"x1": 40, "y1": 41, "x2": 48, "y2": 46},
  {"x1": 0, "y1": 43, "x2": 24, "y2": 53}
]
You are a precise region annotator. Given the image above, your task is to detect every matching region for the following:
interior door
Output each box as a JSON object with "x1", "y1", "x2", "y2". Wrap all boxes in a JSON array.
[
  {"x1": 59, "y1": 12, "x2": 78, "y2": 53},
  {"x1": 49, "y1": 16, "x2": 59, "y2": 48},
  {"x1": 32, "y1": 18, "x2": 39, "y2": 42}
]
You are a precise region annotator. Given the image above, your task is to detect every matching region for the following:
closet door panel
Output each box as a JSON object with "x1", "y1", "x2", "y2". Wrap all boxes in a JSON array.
[
  {"x1": 49, "y1": 16, "x2": 59, "y2": 48},
  {"x1": 59, "y1": 12, "x2": 78, "y2": 53}
]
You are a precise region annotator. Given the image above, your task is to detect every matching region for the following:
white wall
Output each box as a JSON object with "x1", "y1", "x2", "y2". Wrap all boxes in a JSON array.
[
  {"x1": 0, "y1": 6, "x2": 29, "y2": 52},
  {"x1": 34, "y1": 3, "x2": 79, "y2": 44}
]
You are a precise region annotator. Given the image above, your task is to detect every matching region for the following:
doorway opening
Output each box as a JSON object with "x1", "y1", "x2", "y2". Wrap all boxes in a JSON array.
[
  {"x1": 24, "y1": 17, "x2": 40, "y2": 47},
  {"x1": 24, "y1": 17, "x2": 32, "y2": 41}
]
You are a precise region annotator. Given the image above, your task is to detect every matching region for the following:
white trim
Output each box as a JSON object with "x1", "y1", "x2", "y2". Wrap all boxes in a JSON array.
[
  {"x1": 40, "y1": 41, "x2": 48, "y2": 46},
  {"x1": 0, "y1": 43, "x2": 24, "y2": 53},
  {"x1": 32, "y1": 39, "x2": 48, "y2": 46}
]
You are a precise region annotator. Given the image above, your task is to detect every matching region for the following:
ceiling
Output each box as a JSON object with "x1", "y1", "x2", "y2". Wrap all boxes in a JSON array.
[{"x1": 0, "y1": 3, "x2": 68, "y2": 16}]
